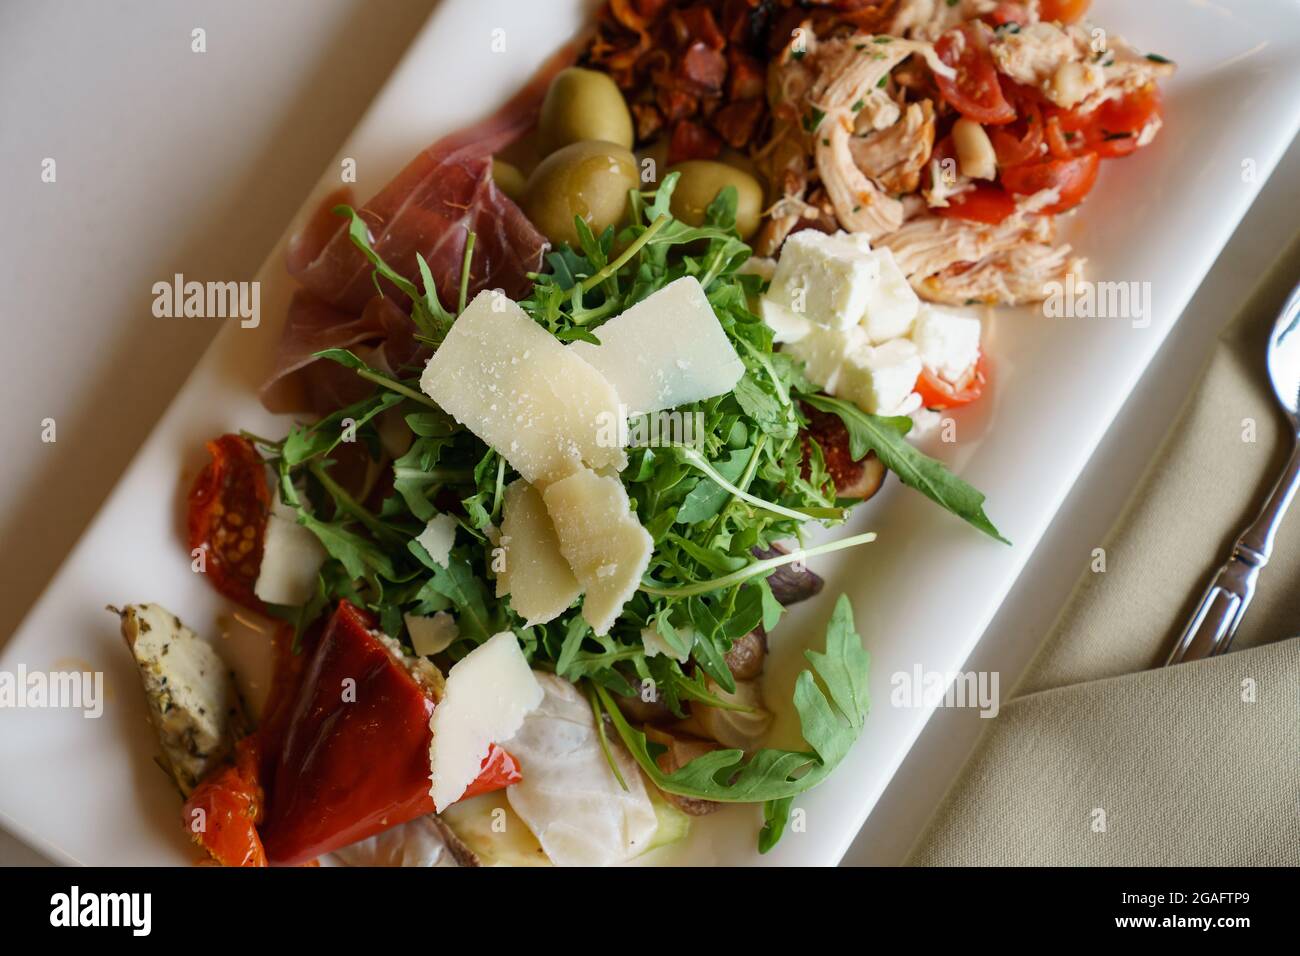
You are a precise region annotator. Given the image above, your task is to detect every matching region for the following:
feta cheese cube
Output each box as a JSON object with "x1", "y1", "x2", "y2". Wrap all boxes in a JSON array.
[
  {"x1": 838, "y1": 338, "x2": 923, "y2": 416},
  {"x1": 766, "y1": 230, "x2": 879, "y2": 330},
  {"x1": 783, "y1": 323, "x2": 871, "y2": 393},
  {"x1": 911, "y1": 305, "x2": 982, "y2": 383},
  {"x1": 760, "y1": 298, "x2": 814, "y2": 343},
  {"x1": 859, "y1": 248, "x2": 920, "y2": 344}
]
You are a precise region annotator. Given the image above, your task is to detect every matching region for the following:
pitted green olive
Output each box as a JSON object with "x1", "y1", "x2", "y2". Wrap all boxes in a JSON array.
[
  {"x1": 522, "y1": 140, "x2": 638, "y2": 248},
  {"x1": 665, "y1": 160, "x2": 763, "y2": 239},
  {"x1": 491, "y1": 159, "x2": 527, "y2": 203},
  {"x1": 539, "y1": 67, "x2": 634, "y2": 153}
]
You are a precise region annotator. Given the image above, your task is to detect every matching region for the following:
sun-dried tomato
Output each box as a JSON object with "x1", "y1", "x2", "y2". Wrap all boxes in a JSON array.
[{"x1": 186, "y1": 434, "x2": 270, "y2": 611}]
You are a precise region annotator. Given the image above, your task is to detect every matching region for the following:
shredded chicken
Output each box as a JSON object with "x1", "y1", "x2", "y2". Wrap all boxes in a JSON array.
[
  {"x1": 889, "y1": 0, "x2": 1006, "y2": 41},
  {"x1": 1068, "y1": 27, "x2": 1176, "y2": 115},
  {"x1": 990, "y1": 21, "x2": 1079, "y2": 88},
  {"x1": 802, "y1": 35, "x2": 952, "y2": 237},
  {"x1": 850, "y1": 99, "x2": 936, "y2": 195},
  {"x1": 879, "y1": 192, "x2": 1082, "y2": 305}
]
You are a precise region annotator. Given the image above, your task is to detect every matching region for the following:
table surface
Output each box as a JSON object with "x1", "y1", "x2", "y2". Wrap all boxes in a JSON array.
[{"x1": 1, "y1": 0, "x2": 1296, "y2": 867}]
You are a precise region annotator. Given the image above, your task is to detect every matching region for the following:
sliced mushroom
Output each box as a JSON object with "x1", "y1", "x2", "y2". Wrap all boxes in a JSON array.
[
  {"x1": 678, "y1": 678, "x2": 773, "y2": 752},
  {"x1": 751, "y1": 542, "x2": 825, "y2": 606},
  {"x1": 724, "y1": 628, "x2": 768, "y2": 682},
  {"x1": 644, "y1": 727, "x2": 722, "y2": 816}
]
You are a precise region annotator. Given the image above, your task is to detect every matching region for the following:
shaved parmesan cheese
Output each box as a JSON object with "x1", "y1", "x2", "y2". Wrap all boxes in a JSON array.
[
  {"x1": 497, "y1": 480, "x2": 581, "y2": 626},
  {"x1": 570, "y1": 276, "x2": 744, "y2": 416},
  {"x1": 504, "y1": 674, "x2": 659, "y2": 866},
  {"x1": 420, "y1": 290, "x2": 625, "y2": 485},
  {"x1": 405, "y1": 612, "x2": 459, "y2": 657},
  {"x1": 428, "y1": 631, "x2": 543, "y2": 812},
  {"x1": 415, "y1": 513, "x2": 458, "y2": 568},
  {"x1": 641, "y1": 625, "x2": 692, "y2": 663},
  {"x1": 255, "y1": 507, "x2": 326, "y2": 606},
  {"x1": 542, "y1": 469, "x2": 653, "y2": 636}
]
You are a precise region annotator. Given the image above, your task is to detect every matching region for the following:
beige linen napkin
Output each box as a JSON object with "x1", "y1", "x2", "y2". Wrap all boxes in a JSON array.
[{"x1": 907, "y1": 233, "x2": 1300, "y2": 866}]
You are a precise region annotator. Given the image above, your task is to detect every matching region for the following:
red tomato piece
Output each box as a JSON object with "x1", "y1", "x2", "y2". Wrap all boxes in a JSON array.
[
  {"x1": 936, "y1": 183, "x2": 1018, "y2": 225},
  {"x1": 986, "y1": 2, "x2": 1032, "y2": 26},
  {"x1": 1040, "y1": 0, "x2": 1092, "y2": 24},
  {"x1": 934, "y1": 23, "x2": 1017, "y2": 125},
  {"x1": 1053, "y1": 85, "x2": 1163, "y2": 158},
  {"x1": 182, "y1": 736, "x2": 268, "y2": 868},
  {"x1": 187, "y1": 434, "x2": 270, "y2": 612},
  {"x1": 999, "y1": 151, "x2": 1100, "y2": 213},
  {"x1": 914, "y1": 354, "x2": 989, "y2": 410},
  {"x1": 990, "y1": 109, "x2": 1044, "y2": 166}
]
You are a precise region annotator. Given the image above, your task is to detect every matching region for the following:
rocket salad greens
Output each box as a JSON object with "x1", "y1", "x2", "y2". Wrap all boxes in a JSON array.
[{"x1": 242, "y1": 173, "x2": 1002, "y2": 853}]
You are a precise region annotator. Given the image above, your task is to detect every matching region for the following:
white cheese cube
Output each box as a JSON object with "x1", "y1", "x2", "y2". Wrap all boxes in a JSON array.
[
  {"x1": 570, "y1": 276, "x2": 743, "y2": 416},
  {"x1": 838, "y1": 338, "x2": 923, "y2": 416},
  {"x1": 766, "y1": 230, "x2": 880, "y2": 330},
  {"x1": 420, "y1": 290, "x2": 625, "y2": 486},
  {"x1": 859, "y1": 248, "x2": 920, "y2": 344},
  {"x1": 542, "y1": 468, "x2": 653, "y2": 637},
  {"x1": 911, "y1": 305, "x2": 982, "y2": 383},
  {"x1": 428, "y1": 631, "x2": 543, "y2": 812},
  {"x1": 782, "y1": 323, "x2": 871, "y2": 393},
  {"x1": 760, "y1": 298, "x2": 815, "y2": 344},
  {"x1": 255, "y1": 507, "x2": 326, "y2": 606},
  {"x1": 496, "y1": 480, "x2": 582, "y2": 627}
]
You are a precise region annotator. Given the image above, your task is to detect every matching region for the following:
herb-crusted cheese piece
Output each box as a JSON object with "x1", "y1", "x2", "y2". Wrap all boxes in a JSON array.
[
  {"x1": 569, "y1": 276, "x2": 744, "y2": 416},
  {"x1": 542, "y1": 468, "x2": 653, "y2": 636},
  {"x1": 428, "y1": 631, "x2": 543, "y2": 812},
  {"x1": 420, "y1": 290, "x2": 626, "y2": 485},
  {"x1": 496, "y1": 479, "x2": 582, "y2": 627},
  {"x1": 117, "y1": 603, "x2": 246, "y2": 796}
]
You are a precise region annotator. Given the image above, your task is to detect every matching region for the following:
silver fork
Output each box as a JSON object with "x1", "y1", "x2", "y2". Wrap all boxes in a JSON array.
[{"x1": 1166, "y1": 280, "x2": 1300, "y2": 665}]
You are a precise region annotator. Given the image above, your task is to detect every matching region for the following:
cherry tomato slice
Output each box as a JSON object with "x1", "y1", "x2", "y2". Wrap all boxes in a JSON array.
[
  {"x1": 914, "y1": 354, "x2": 988, "y2": 410},
  {"x1": 986, "y1": 2, "x2": 1032, "y2": 26},
  {"x1": 999, "y1": 151, "x2": 1099, "y2": 213},
  {"x1": 182, "y1": 736, "x2": 267, "y2": 867},
  {"x1": 936, "y1": 183, "x2": 1018, "y2": 225},
  {"x1": 187, "y1": 434, "x2": 270, "y2": 611},
  {"x1": 1040, "y1": 0, "x2": 1092, "y2": 24},
  {"x1": 1053, "y1": 86, "x2": 1162, "y2": 159},
  {"x1": 934, "y1": 23, "x2": 1016, "y2": 125}
]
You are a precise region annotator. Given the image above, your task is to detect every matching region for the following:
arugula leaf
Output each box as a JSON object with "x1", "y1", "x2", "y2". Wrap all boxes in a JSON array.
[
  {"x1": 801, "y1": 392, "x2": 1009, "y2": 544},
  {"x1": 675, "y1": 447, "x2": 753, "y2": 524},
  {"x1": 594, "y1": 595, "x2": 870, "y2": 852}
]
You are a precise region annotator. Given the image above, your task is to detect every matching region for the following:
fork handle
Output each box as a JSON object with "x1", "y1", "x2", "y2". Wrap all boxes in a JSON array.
[{"x1": 1166, "y1": 435, "x2": 1300, "y2": 664}]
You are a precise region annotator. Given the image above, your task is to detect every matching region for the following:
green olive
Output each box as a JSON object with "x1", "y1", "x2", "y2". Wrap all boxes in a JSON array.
[
  {"x1": 522, "y1": 140, "x2": 638, "y2": 248},
  {"x1": 666, "y1": 160, "x2": 764, "y2": 239},
  {"x1": 539, "y1": 67, "x2": 634, "y2": 153},
  {"x1": 491, "y1": 159, "x2": 527, "y2": 203}
]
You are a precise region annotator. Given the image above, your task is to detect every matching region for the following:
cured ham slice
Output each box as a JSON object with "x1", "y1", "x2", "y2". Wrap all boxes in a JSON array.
[
  {"x1": 263, "y1": 47, "x2": 574, "y2": 414},
  {"x1": 260, "y1": 290, "x2": 417, "y2": 413}
]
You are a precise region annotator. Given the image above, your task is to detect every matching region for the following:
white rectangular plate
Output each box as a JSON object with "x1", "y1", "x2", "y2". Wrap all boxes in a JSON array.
[{"x1": 2, "y1": 0, "x2": 1298, "y2": 866}]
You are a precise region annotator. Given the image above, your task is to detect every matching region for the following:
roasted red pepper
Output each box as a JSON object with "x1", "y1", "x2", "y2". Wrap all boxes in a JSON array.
[
  {"x1": 187, "y1": 434, "x2": 270, "y2": 612},
  {"x1": 259, "y1": 601, "x2": 521, "y2": 865}
]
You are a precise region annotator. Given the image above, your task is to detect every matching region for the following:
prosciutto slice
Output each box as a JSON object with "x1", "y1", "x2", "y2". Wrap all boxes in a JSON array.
[{"x1": 263, "y1": 46, "x2": 575, "y2": 414}]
